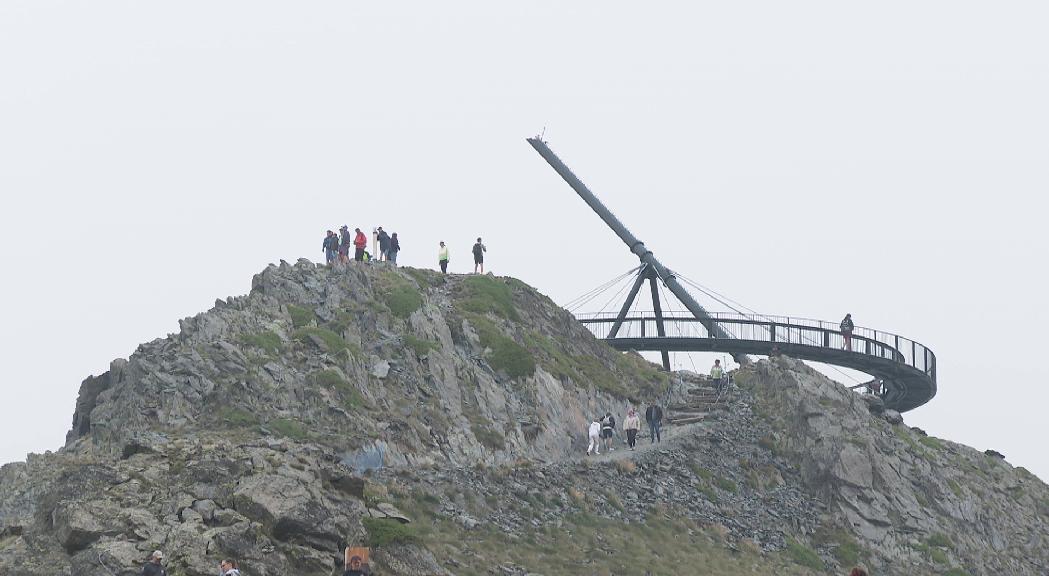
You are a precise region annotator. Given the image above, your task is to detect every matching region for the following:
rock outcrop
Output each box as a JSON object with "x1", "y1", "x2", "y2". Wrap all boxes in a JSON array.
[{"x1": 1, "y1": 261, "x2": 1046, "y2": 575}]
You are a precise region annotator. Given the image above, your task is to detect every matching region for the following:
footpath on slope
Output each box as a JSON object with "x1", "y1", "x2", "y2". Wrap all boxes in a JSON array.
[{"x1": 578, "y1": 420, "x2": 708, "y2": 464}]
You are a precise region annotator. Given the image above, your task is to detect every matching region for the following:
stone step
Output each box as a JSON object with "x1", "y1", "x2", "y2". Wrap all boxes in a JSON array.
[{"x1": 667, "y1": 415, "x2": 707, "y2": 425}]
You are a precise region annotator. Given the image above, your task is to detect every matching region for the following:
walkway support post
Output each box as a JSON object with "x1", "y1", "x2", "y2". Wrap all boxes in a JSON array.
[
  {"x1": 527, "y1": 136, "x2": 749, "y2": 365},
  {"x1": 609, "y1": 265, "x2": 649, "y2": 338}
]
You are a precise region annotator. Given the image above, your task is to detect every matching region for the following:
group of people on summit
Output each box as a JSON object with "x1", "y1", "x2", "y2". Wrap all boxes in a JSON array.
[{"x1": 323, "y1": 227, "x2": 487, "y2": 274}]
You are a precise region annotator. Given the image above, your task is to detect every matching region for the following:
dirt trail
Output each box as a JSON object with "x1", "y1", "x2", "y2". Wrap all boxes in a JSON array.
[{"x1": 578, "y1": 420, "x2": 707, "y2": 464}]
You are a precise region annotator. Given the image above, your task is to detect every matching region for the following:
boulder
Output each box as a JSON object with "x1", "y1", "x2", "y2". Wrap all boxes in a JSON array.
[{"x1": 883, "y1": 410, "x2": 904, "y2": 425}]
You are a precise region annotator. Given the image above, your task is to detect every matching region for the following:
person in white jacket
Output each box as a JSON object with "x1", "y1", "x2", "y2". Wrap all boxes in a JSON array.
[{"x1": 587, "y1": 419, "x2": 602, "y2": 455}]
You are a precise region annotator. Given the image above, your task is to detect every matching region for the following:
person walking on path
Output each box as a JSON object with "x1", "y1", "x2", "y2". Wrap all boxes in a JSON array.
[
  {"x1": 323, "y1": 230, "x2": 338, "y2": 266},
  {"x1": 623, "y1": 408, "x2": 641, "y2": 451},
  {"x1": 338, "y1": 226, "x2": 352, "y2": 265},
  {"x1": 376, "y1": 227, "x2": 391, "y2": 261},
  {"x1": 600, "y1": 411, "x2": 617, "y2": 452},
  {"x1": 142, "y1": 551, "x2": 167, "y2": 576},
  {"x1": 220, "y1": 559, "x2": 241, "y2": 576},
  {"x1": 710, "y1": 359, "x2": 725, "y2": 393},
  {"x1": 388, "y1": 233, "x2": 400, "y2": 266},
  {"x1": 840, "y1": 313, "x2": 855, "y2": 351},
  {"x1": 353, "y1": 228, "x2": 368, "y2": 262},
  {"x1": 438, "y1": 241, "x2": 450, "y2": 274},
  {"x1": 645, "y1": 403, "x2": 663, "y2": 444},
  {"x1": 472, "y1": 237, "x2": 486, "y2": 274},
  {"x1": 587, "y1": 418, "x2": 602, "y2": 455}
]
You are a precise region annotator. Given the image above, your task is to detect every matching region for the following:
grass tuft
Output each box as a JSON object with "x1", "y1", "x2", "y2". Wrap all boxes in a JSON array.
[
  {"x1": 268, "y1": 418, "x2": 308, "y2": 441},
  {"x1": 466, "y1": 314, "x2": 535, "y2": 379},
  {"x1": 457, "y1": 276, "x2": 519, "y2": 320},
  {"x1": 286, "y1": 304, "x2": 316, "y2": 328},
  {"x1": 404, "y1": 335, "x2": 438, "y2": 356},
  {"x1": 784, "y1": 538, "x2": 824, "y2": 570},
  {"x1": 362, "y1": 517, "x2": 418, "y2": 547},
  {"x1": 238, "y1": 331, "x2": 283, "y2": 355}
]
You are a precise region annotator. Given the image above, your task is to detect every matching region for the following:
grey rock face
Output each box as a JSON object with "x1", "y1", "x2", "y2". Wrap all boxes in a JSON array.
[{"x1": 1, "y1": 263, "x2": 1047, "y2": 576}]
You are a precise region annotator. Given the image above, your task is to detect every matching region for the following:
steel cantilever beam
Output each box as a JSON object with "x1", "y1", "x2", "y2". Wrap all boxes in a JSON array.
[{"x1": 527, "y1": 137, "x2": 748, "y2": 365}]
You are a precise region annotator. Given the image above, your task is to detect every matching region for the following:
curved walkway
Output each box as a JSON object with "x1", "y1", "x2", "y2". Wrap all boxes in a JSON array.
[{"x1": 578, "y1": 312, "x2": 937, "y2": 412}]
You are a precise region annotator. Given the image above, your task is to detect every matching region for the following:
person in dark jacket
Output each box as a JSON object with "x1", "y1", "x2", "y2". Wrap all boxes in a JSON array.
[
  {"x1": 645, "y1": 403, "x2": 663, "y2": 443},
  {"x1": 142, "y1": 551, "x2": 167, "y2": 576},
  {"x1": 338, "y1": 226, "x2": 352, "y2": 265},
  {"x1": 388, "y1": 233, "x2": 401, "y2": 265},
  {"x1": 840, "y1": 313, "x2": 855, "y2": 351},
  {"x1": 322, "y1": 230, "x2": 338, "y2": 266},
  {"x1": 600, "y1": 412, "x2": 617, "y2": 452},
  {"x1": 472, "y1": 237, "x2": 486, "y2": 274},
  {"x1": 376, "y1": 227, "x2": 391, "y2": 261}
]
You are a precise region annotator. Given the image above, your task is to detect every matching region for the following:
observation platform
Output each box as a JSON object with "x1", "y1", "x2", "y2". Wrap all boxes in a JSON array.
[{"x1": 577, "y1": 311, "x2": 937, "y2": 412}]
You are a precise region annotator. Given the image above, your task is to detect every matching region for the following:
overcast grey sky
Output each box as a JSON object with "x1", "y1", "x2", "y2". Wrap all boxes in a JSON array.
[{"x1": 2, "y1": 2, "x2": 1047, "y2": 480}]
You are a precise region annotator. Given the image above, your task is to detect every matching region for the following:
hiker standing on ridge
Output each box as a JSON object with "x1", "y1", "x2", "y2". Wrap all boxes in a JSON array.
[
  {"x1": 438, "y1": 241, "x2": 450, "y2": 274},
  {"x1": 624, "y1": 408, "x2": 641, "y2": 451},
  {"x1": 841, "y1": 313, "x2": 855, "y2": 351},
  {"x1": 587, "y1": 418, "x2": 602, "y2": 455},
  {"x1": 600, "y1": 411, "x2": 617, "y2": 452},
  {"x1": 323, "y1": 230, "x2": 338, "y2": 266},
  {"x1": 376, "y1": 227, "x2": 391, "y2": 261},
  {"x1": 645, "y1": 402, "x2": 663, "y2": 444},
  {"x1": 472, "y1": 237, "x2": 486, "y2": 274},
  {"x1": 141, "y1": 551, "x2": 167, "y2": 576},
  {"x1": 388, "y1": 233, "x2": 401, "y2": 266},
  {"x1": 710, "y1": 359, "x2": 725, "y2": 393},
  {"x1": 338, "y1": 226, "x2": 352, "y2": 265},
  {"x1": 353, "y1": 228, "x2": 368, "y2": 262}
]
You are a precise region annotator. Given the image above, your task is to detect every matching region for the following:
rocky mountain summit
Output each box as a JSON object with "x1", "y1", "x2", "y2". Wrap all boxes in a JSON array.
[{"x1": 1, "y1": 260, "x2": 1047, "y2": 575}]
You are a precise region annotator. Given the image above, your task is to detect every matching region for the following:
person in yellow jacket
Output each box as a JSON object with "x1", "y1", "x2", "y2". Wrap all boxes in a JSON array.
[
  {"x1": 438, "y1": 241, "x2": 450, "y2": 274},
  {"x1": 711, "y1": 359, "x2": 725, "y2": 392}
]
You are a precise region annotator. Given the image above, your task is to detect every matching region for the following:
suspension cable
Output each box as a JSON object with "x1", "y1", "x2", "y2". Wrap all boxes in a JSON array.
[{"x1": 564, "y1": 266, "x2": 642, "y2": 312}]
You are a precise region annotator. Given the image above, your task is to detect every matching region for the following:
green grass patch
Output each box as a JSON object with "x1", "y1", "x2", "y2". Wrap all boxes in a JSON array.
[
  {"x1": 816, "y1": 526, "x2": 864, "y2": 567},
  {"x1": 470, "y1": 422, "x2": 506, "y2": 451},
  {"x1": 309, "y1": 369, "x2": 366, "y2": 410},
  {"x1": 362, "y1": 517, "x2": 418, "y2": 547},
  {"x1": 402, "y1": 267, "x2": 443, "y2": 288},
  {"x1": 238, "y1": 331, "x2": 283, "y2": 355},
  {"x1": 920, "y1": 436, "x2": 945, "y2": 451},
  {"x1": 268, "y1": 418, "x2": 308, "y2": 441},
  {"x1": 386, "y1": 284, "x2": 424, "y2": 318},
  {"x1": 456, "y1": 275, "x2": 519, "y2": 320},
  {"x1": 404, "y1": 335, "x2": 438, "y2": 356},
  {"x1": 715, "y1": 476, "x2": 738, "y2": 493},
  {"x1": 286, "y1": 304, "x2": 316, "y2": 328},
  {"x1": 689, "y1": 463, "x2": 713, "y2": 481},
  {"x1": 927, "y1": 533, "x2": 952, "y2": 549},
  {"x1": 224, "y1": 408, "x2": 258, "y2": 427},
  {"x1": 292, "y1": 327, "x2": 359, "y2": 357},
  {"x1": 947, "y1": 479, "x2": 963, "y2": 498},
  {"x1": 466, "y1": 314, "x2": 535, "y2": 379},
  {"x1": 930, "y1": 548, "x2": 948, "y2": 565},
  {"x1": 943, "y1": 569, "x2": 971, "y2": 576},
  {"x1": 695, "y1": 482, "x2": 719, "y2": 503},
  {"x1": 784, "y1": 538, "x2": 824, "y2": 570},
  {"x1": 893, "y1": 425, "x2": 921, "y2": 451},
  {"x1": 615, "y1": 352, "x2": 667, "y2": 399}
]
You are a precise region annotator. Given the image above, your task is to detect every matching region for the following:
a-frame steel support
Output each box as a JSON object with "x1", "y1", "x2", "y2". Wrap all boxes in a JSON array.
[
  {"x1": 648, "y1": 272, "x2": 671, "y2": 371},
  {"x1": 608, "y1": 264, "x2": 649, "y2": 339}
]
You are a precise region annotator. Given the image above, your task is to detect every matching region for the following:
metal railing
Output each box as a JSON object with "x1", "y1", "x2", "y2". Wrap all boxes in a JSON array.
[{"x1": 576, "y1": 311, "x2": 936, "y2": 382}]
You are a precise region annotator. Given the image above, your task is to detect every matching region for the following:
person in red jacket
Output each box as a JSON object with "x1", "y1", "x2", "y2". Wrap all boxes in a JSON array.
[{"x1": 353, "y1": 228, "x2": 368, "y2": 262}]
